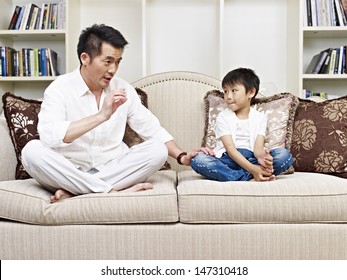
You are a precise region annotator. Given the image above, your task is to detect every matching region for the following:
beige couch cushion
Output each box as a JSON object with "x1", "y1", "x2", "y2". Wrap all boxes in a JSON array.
[
  {"x1": 178, "y1": 170, "x2": 347, "y2": 223},
  {"x1": 0, "y1": 170, "x2": 178, "y2": 225}
]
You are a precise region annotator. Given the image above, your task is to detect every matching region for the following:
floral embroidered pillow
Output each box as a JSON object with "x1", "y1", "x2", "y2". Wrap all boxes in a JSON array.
[
  {"x1": 202, "y1": 91, "x2": 299, "y2": 151},
  {"x1": 290, "y1": 96, "x2": 347, "y2": 178},
  {"x1": 2, "y1": 92, "x2": 41, "y2": 179}
]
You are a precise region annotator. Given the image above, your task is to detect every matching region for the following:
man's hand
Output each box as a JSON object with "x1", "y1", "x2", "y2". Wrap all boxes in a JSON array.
[
  {"x1": 100, "y1": 88, "x2": 127, "y2": 120},
  {"x1": 180, "y1": 147, "x2": 215, "y2": 166}
]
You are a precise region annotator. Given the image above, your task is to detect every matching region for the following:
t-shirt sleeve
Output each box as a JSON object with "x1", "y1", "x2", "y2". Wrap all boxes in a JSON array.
[
  {"x1": 257, "y1": 113, "x2": 267, "y2": 137},
  {"x1": 215, "y1": 112, "x2": 231, "y2": 139}
]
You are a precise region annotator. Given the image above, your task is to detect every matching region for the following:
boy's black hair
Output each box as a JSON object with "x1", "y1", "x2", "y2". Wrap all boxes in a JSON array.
[
  {"x1": 77, "y1": 24, "x2": 128, "y2": 65},
  {"x1": 222, "y1": 68, "x2": 260, "y2": 104}
]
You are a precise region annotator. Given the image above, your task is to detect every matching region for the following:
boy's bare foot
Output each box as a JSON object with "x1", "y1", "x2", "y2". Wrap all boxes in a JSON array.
[
  {"x1": 50, "y1": 189, "x2": 73, "y2": 203},
  {"x1": 249, "y1": 175, "x2": 276, "y2": 182},
  {"x1": 110, "y1": 183, "x2": 153, "y2": 193},
  {"x1": 268, "y1": 175, "x2": 276, "y2": 181}
]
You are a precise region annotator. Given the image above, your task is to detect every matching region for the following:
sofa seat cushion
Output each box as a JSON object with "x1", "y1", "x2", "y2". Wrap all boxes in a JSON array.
[
  {"x1": 0, "y1": 170, "x2": 178, "y2": 225},
  {"x1": 178, "y1": 170, "x2": 347, "y2": 224}
]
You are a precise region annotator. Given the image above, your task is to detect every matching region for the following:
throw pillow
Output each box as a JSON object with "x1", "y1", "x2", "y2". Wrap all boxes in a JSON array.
[
  {"x1": 290, "y1": 96, "x2": 347, "y2": 178},
  {"x1": 122, "y1": 88, "x2": 148, "y2": 147},
  {"x1": 2, "y1": 92, "x2": 41, "y2": 179},
  {"x1": 202, "y1": 90, "x2": 299, "y2": 151}
]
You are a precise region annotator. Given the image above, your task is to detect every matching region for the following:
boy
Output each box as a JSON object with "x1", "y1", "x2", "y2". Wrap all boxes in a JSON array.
[{"x1": 191, "y1": 68, "x2": 294, "y2": 181}]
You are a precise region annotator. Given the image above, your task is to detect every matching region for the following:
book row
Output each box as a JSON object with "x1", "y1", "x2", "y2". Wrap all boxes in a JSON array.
[
  {"x1": 7, "y1": 2, "x2": 65, "y2": 30},
  {"x1": 304, "y1": 0, "x2": 347, "y2": 26},
  {"x1": 0, "y1": 46, "x2": 59, "y2": 77},
  {"x1": 305, "y1": 46, "x2": 347, "y2": 74}
]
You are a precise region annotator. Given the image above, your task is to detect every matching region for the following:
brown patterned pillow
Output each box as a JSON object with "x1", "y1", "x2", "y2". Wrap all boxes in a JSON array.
[
  {"x1": 2, "y1": 92, "x2": 41, "y2": 179},
  {"x1": 122, "y1": 88, "x2": 148, "y2": 147},
  {"x1": 202, "y1": 91, "x2": 299, "y2": 151},
  {"x1": 290, "y1": 96, "x2": 347, "y2": 178}
]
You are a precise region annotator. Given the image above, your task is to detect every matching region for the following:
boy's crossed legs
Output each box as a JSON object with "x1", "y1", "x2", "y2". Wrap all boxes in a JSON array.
[{"x1": 191, "y1": 148, "x2": 294, "y2": 182}]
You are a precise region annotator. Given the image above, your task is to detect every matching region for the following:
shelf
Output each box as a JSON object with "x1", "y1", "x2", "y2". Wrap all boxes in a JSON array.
[
  {"x1": 0, "y1": 30, "x2": 66, "y2": 41},
  {"x1": 0, "y1": 76, "x2": 56, "y2": 82},
  {"x1": 302, "y1": 74, "x2": 347, "y2": 79},
  {"x1": 303, "y1": 27, "x2": 347, "y2": 38}
]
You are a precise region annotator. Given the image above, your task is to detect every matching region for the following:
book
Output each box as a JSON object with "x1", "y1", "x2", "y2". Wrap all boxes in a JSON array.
[
  {"x1": 28, "y1": 6, "x2": 39, "y2": 30},
  {"x1": 8, "y1": 6, "x2": 22, "y2": 30},
  {"x1": 19, "y1": 3, "x2": 31, "y2": 30},
  {"x1": 316, "y1": 0, "x2": 330, "y2": 26},
  {"x1": 337, "y1": 46, "x2": 344, "y2": 73},
  {"x1": 0, "y1": 47, "x2": 6, "y2": 76},
  {"x1": 306, "y1": 0, "x2": 313, "y2": 26},
  {"x1": 310, "y1": 0, "x2": 318, "y2": 26},
  {"x1": 338, "y1": 0, "x2": 347, "y2": 25},
  {"x1": 305, "y1": 50, "x2": 329, "y2": 74},
  {"x1": 47, "y1": 49, "x2": 59, "y2": 76},
  {"x1": 341, "y1": 0, "x2": 347, "y2": 18},
  {"x1": 40, "y1": 48, "x2": 47, "y2": 76},
  {"x1": 328, "y1": 48, "x2": 337, "y2": 73},
  {"x1": 25, "y1": 4, "x2": 38, "y2": 30},
  {"x1": 14, "y1": 5, "x2": 25, "y2": 30},
  {"x1": 334, "y1": 47, "x2": 341, "y2": 73},
  {"x1": 334, "y1": 0, "x2": 345, "y2": 25},
  {"x1": 319, "y1": 48, "x2": 333, "y2": 73}
]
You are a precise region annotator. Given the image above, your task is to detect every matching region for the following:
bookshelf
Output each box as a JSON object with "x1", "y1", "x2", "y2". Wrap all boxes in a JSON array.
[
  {"x1": 0, "y1": 0, "x2": 80, "y2": 99},
  {"x1": 299, "y1": 0, "x2": 347, "y2": 99}
]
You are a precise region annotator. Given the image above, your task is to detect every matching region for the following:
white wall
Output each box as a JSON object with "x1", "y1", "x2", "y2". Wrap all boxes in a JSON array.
[
  {"x1": 79, "y1": 0, "x2": 288, "y2": 93},
  {"x1": 222, "y1": 0, "x2": 287, "y2": 94}
]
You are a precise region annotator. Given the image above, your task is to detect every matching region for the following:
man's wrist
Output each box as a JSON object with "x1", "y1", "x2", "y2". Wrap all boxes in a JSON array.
[{"x1": 176, "y1": 152, "x2": 187, "y2": 165}]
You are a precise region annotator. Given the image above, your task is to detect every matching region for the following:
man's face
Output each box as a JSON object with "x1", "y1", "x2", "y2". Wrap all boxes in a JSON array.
[{"x1": 80, "y1": 42, "x2": 123, "y2": 91}]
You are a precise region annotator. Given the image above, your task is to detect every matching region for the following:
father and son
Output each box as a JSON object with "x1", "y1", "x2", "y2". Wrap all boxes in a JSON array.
[{"x1": 21, "y1": 24, "x2": 294, "y2": 203}]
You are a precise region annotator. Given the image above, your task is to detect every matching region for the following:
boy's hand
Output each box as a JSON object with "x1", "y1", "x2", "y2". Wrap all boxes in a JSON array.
[
  {"x1": 257, "y1": 148, "x2": 273, "y2": 173},
  {"x1": 251, "y1": 164, "x2": 275, "y2": 182}
]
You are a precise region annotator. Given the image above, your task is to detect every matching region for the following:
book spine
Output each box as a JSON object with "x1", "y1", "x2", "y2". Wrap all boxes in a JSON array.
[
  {"x1": 40, "y1": 48, "x2": 47, "y2": 76},
  {"x1": 8, "y1": 6, "x2": 21, "y2": 30},
  {"x1": 329, "y1": 49, "x2": 337, "y2": 73},
  {"x1": 15, "y1": 5, "x2": 25, "y2": 30},
  {"x1": 307, "y1": 0, "x2": 313, "y2": 26}
]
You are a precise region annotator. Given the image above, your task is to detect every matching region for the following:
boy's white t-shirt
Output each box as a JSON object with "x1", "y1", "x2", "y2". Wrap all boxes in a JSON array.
[{"x1": 214, "y1": 107, "x2": 267, "y2": 158}]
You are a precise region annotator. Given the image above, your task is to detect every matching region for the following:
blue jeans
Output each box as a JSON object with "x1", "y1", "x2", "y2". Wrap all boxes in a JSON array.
[{"x1": 191, "y1": 148, "x2": 294, "y2": 182}]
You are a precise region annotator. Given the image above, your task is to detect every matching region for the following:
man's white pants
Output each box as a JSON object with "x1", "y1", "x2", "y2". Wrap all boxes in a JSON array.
[{"x1": 21, "y1": 139, "x2": 168, "y2": 194}]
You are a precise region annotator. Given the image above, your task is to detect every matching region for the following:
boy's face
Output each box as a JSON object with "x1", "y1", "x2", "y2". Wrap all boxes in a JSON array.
[{"x1": 223, "y1": 83, "x2": 255, "y2": 114}]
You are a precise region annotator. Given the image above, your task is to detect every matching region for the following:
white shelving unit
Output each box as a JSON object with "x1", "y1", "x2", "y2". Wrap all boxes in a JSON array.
[
  {"x1": 0, "y1": 0, "x2": 80, "y2": 99},
  {"x1": 1, "y1": 0, "x2": 299, "y2": 100},
  {"x1": 299, "y1": 0, "x2": 347, "y2": 98}
]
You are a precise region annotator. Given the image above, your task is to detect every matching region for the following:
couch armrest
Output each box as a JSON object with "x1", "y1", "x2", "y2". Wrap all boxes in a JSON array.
[{"x1": 0, "y1": 116, "x2": 16, "y2": 181}]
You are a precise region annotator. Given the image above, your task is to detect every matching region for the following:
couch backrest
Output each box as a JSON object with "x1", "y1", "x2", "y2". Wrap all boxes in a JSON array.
[
  {"x1": 132, "y1": 71, "x2": 222, "y2": 171},
  {"x1": 0, "y1": 115, "x2": 17, "y2": 181}
]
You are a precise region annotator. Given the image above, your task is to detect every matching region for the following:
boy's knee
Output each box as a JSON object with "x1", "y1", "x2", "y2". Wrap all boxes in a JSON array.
[{"x1": 191, "y1": 152, "x2": 214, "y2": 168}]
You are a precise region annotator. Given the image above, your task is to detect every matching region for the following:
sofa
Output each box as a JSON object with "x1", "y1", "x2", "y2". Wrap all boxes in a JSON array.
[{"x1": 1, "y1": 71, "x2": 347, "y2": 260}]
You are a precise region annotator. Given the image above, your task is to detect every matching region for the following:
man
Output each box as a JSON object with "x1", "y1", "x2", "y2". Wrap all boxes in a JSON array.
[{"x1": 22, "y1": 24, "x2": 211, "y2": 203}]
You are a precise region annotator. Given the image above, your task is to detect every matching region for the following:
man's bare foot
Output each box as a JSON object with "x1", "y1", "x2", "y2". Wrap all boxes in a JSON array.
[
  {"x1": 110, "y1": 183, "x2": 153, "y2": 193},
  {"x1": 50, "y1": 189, "x2": 73, "y2": 203}
]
